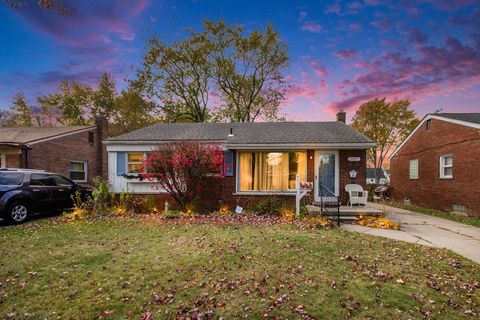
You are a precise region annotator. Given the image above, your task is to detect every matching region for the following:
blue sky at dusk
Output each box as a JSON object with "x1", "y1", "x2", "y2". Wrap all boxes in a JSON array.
[{"x1": 0, "y1": 0, "x2": 479, "y2": 121}]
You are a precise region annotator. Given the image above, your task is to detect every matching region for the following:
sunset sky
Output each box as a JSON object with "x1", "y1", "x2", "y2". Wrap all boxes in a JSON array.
[{"x1": 0, "y1": 0, "x2": 479, "y2": 122}]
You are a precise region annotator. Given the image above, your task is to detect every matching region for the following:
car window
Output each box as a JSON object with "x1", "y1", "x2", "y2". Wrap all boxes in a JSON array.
[
  {"x1": 0, "y1": 172, "x2": 25, "y2": 185},
  {"x1": 30, "y1": 174, "x2": 56, "y2": 186},
  {"x1": 52, "y1": 175, "x2": 74, "y2": 187}
]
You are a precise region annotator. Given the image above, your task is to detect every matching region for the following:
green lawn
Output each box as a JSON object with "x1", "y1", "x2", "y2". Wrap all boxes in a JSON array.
[
  {"x1": 385, "y1": 202, "x2": 480, "y2": 228},
  {"x1": 0, "y1": 215, "x2": 479, "y2": 319}
]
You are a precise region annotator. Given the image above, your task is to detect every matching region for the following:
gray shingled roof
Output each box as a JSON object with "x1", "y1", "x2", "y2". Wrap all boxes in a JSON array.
[
  {"x1": 0, "y1": 126, "x2": 95, "y2": 144},
  {"x1": 435, "y1": 113, "x2": 480, "y2": 125},
  {"x1": 107, "y1": 122, "x2": 374, "y2": 145}
]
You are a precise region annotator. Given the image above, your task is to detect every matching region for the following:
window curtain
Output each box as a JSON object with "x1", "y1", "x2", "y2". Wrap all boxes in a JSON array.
[
  {"x1": 239, "y1": 152, "x2": 253, "y2": 190},
  {"x1": 296, "y1": 152, "x2": 307, "y2": 184},
  {"x1": 239, "y1": 152, "x2": 306, "y2": 191}
]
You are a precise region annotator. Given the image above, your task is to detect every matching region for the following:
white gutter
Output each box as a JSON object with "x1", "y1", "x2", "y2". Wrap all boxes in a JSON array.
[
  {"x1": 225, "y1": 142, "x2": 376, "y2": 150},
  {"x1": 105, "y1": 140, "x2": 375, "y2": 150}
]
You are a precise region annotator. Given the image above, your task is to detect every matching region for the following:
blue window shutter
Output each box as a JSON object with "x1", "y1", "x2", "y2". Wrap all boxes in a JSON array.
[
  {"x1": 224, "y1": 150, "x2": 234, "y2": 176},
  {"x1": 116, "y1": 152, "x2": 126, "y2": 176}
]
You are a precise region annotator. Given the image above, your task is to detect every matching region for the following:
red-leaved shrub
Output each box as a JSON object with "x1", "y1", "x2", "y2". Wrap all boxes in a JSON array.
[{"x1": 142, "y1": 142, "x2": 224, "y2": 211}]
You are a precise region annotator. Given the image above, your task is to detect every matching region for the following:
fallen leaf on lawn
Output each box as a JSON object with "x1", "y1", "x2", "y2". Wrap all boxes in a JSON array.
[{"x1": 19, "y1": 280, "x2": 26, "y2": 289}]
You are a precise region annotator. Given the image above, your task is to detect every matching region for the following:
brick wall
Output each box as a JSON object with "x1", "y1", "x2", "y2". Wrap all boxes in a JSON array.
[
  {"x1": 24, "y1": 118, "x2": 108, "y2": 183},
  {"x1": 390, "y1": 118, "x2": 480, "y2": 217},
  {"x1": 145, "y1": 149, "x2": 367, "y2": 212},
  {"x1": 5, "y1": 154, "x2": 21, "y2": 168},
  {"x1": 339, "y1": 149, "x2": 367, "y2": 204}
]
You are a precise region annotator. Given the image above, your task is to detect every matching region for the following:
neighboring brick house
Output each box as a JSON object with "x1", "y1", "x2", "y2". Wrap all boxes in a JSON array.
[
  {"x1": 390, "y1": 113, "x2": 480, "y2": 217},
  {"x1": 105, "y1": 112, "x2": 374, "y2": 211},
  {"x1": 0, "y1": 117, "x2": 108, "y2": 183}
]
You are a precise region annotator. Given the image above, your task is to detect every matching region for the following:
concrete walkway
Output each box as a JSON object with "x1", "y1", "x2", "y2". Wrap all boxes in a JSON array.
[{"x1": 341, "y1": 203, "x2": 480, "y2": 264}]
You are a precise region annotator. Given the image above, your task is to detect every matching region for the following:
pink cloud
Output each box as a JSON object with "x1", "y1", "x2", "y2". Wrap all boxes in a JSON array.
[
  {"x1": 370, "y1": 18, "x2": 392, "y2": 31},
  {"x1": 408, "y1": 28, "x2": 427, "y2": 45},
  {"x1": 298, "y1": 10, "x2": 307, "y2": 22},
  {"x1": 349, "y1": 23, "x2": 363, "y2": 31},
  {"x1": 9, "y1": 0, "x2": 150, "y2": 94},
  {"x1": 334, "y1": 49, "x2": 358, "y2": 59},
  {"x1": 425, "y1": 0, "x2": 476, "y2": 10},
  {"x1": 328, "y1": 34, "x2": 480, "y2": 112},
  {"x1": 325, "y1": 3, "x2": 341, "y2": 15},
  {"x1": 15, "y1": 0, "x2": 149, "y2": 46},
  {"x1": 300, "y1": 21, "x2": 322, "y2": 33},
  {"x1": 302, "y1": 56, "x2": 329, "y2": 77},
  {"x1": 289, "y1": 81, "x2": 327, "y2": 99}
]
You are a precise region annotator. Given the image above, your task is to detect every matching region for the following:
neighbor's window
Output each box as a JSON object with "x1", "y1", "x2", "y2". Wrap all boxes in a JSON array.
[
  {"x1": 409, "y1": 159, "x2": 418, "y2": 179},
  {"x1": 238, "y1": 151, "x2": 307, "y2": 191},
  {"x1": 69, "y1": 161, "x2": 87, "y2": 182},
  {"x1": 88, "y1": 131, "x2": 94, "y2": 144},
  {"x1": 452, "y1": 203, "x2": 467, "y2": 214},
  {"x1": 128, "y1": 152, "x2": 144, "y2": 174},
  {"x1": 426, "y1": 119, "x2": 432, "y2": 131},
  {"x1": 440, "y1": 155, "x2": 453, "y2": 179}
]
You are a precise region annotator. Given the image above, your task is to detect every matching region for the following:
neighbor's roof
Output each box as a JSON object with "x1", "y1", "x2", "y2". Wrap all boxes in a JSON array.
[
  {"x1": 434, "y1": 113, "x2": 480, "y2": 125},
  {"x1": 366, "y1": 168, "x2": 386, "y2": 180},
  {"x1": 106, "y1": 122, "x2": 375, "y2": 149},
  {"x1": 0, "y1": 125, "x2": 95, "y2": 145},
  {"x1": 389, "y1": 112, "x2": 480, "y2": 159}
]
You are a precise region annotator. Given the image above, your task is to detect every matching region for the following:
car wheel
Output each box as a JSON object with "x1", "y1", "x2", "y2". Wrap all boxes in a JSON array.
[{"x1": 6, "y1": 202, "x2": 30, "y2": 224}]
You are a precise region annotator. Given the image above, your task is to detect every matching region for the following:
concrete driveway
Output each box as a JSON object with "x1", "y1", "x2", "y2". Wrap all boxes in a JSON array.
[{"x1": 342, "y1": 203, "x2": 480, "y2": 264}]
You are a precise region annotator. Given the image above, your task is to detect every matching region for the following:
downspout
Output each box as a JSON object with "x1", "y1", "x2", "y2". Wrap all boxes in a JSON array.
[{"x1": 23, "y1": 148, "x2": 28, "y2": 168}]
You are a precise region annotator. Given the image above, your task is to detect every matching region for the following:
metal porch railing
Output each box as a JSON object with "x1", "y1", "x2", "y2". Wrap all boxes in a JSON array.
[{"x1": 318, "y1": 184, "x2": 340, "y2": 226}]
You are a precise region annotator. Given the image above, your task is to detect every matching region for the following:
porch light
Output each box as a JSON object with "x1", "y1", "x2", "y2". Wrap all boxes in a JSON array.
[{"x1": 349, "y1": 169, "x2": 357, "y2": 179}]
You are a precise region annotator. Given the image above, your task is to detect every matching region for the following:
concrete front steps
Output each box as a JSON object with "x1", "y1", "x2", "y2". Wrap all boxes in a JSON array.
[{"x1": 306, "y1": 204, "x2": 384, "y2": 223}]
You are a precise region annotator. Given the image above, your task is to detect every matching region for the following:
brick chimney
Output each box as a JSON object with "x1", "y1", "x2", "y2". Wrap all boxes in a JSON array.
[
  {"x1": 336, "y1": 110, "x2": 346, "y2": 123},
  {"x1": 95, "y1": 116, "x2": 108, "y2": 179}
]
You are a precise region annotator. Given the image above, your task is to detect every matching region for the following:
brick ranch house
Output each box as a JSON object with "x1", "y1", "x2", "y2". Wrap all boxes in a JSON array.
[
  {"x1": 0, "y1": 117, "x2": 108, "y2": 183},
  {"x1": 105, "y1": 112, "x2": 375, "y2": 211},
  {"x1": 389, "y1": 113, "x2": 480, "y2": 217}
]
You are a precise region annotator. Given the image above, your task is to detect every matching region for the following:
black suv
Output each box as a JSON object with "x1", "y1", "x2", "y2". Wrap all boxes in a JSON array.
[{"x1": 0, "y1": 169, "x2": 90, "y2": 224}]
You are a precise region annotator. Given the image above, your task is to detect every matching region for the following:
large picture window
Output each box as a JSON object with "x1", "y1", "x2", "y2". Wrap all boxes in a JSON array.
[{"x1": 238, "y1": 151, "x2": 307, "y2": 191}]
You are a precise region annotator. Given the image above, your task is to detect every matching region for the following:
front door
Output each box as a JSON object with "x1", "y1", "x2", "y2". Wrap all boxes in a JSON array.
[{"x1": 314, "y1": 151, "x2": 339, "y2": 202}]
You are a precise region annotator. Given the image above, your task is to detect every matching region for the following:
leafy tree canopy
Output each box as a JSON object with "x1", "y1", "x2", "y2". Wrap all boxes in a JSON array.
[
  {"x1": 135, "y1": 19, "x2": 289, "y2": 123},
  {"x1": 351, "y1": 97, "x2": 419, "y2": 180}
]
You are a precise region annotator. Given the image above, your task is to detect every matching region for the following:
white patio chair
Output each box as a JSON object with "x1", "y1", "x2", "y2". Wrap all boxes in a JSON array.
[{"x1": 345, "y1": 184, "x2": 368, "y2": 207}]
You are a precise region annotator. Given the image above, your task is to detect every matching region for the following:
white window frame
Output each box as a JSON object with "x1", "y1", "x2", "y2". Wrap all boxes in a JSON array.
[
  {"x1": 439, "y1": 155, "x2": 453, "y2": 179},
  {"x1": 0, "y1": 154, "x2": 5, "y2": 168},
  {"x1": 409, "y1": 159, "x2": 418, "y2": 180},
  {"x1": 69, "y1": 161, "x2": 88, "y2": 183},
  {"x1": 127, "y1": 152, "x2": 145, "y2": 174}
]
